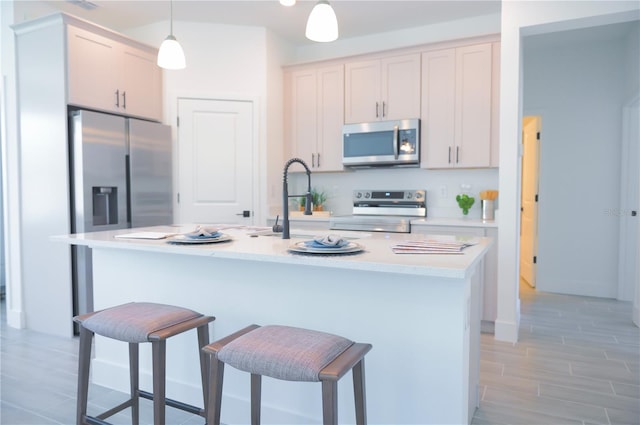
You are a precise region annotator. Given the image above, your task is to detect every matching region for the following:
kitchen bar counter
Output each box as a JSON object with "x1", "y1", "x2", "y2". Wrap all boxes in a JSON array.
[{"x1": 54, "y1": 225, "x2": 492, "y2": 424}]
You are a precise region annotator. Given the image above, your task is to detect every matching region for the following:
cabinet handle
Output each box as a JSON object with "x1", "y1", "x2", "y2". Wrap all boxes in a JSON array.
[
  {"x1": 115, "y1": 89, "x2": 120, "y2": 107},
  {"x1": 393, "y1": 125, "x2": 399, "y2": 159},
  {"x1": 456, "y1": 146, "x2": 460, "y2": 164},
  {"x1": 312, "y1": 153, "x2": 316, "y2": 168},
  {"x1": 317, "y1": 152, "x2": 321, "y2": 168},
  {"x1": 448, "y1": 146, "x2": 452, "y2": 164},
  {"x1": 122, "y1": 91, "x2": 126, "y2": 109},
  {"x1": 382, "y1": 101, "x2": 386, "y2": 117},
  {"x1": 375, "y1": 102, "x2": 379, "y2": 118}
]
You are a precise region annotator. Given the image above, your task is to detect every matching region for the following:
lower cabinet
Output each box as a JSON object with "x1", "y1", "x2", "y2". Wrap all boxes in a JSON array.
[{"x1": 411, "y1": 224, "x2": 498, "y2": 324}]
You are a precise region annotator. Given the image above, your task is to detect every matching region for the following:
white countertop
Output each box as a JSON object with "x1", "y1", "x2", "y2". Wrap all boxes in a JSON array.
[
  {"x1": 273, "y1": 215, "x2": 498, "y2": 228},
  {"x1": 53, "y1": 224, "x2": 493, "y2": 279},
  {"x1": 411, "y1": 217, "x2": 498, "y2": 228}
]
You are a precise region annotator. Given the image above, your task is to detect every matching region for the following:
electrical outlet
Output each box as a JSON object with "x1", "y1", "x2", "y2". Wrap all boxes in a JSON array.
[{"x1": 439, "y1": 185, "x2": 448, "y2": 198}]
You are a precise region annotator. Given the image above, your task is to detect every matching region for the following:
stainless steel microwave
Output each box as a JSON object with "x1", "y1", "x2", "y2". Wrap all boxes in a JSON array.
[{"x1": 342, "y1": 119, "x2": 420, "y2": 167}]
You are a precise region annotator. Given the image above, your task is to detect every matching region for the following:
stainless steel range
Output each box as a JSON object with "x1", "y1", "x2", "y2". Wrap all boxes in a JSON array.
[{"x1": 329, "y1": 189, "x2": 426, "y2": 233}]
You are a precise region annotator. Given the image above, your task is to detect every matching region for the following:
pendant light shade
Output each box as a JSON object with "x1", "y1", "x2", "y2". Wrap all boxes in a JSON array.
[
  {"x1": 157, "y1": 0, "x2": 185, "y2": 70},
  {"x1": 305, "y1": 0, "x2": 338, "y2": 43},
  {"x1": 279, "y1": 0, "x2": 296, "y2": 6}
]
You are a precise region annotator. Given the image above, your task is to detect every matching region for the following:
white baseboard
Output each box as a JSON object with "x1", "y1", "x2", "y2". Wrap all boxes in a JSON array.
[{"x1": 7, "y1": 307, "x2": 26, "y2": 329}]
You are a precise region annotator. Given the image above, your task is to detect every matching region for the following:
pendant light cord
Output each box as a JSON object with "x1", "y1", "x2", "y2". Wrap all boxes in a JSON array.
[{"x1": 170, "y1": 0, "x2": 174, "y2": 35}]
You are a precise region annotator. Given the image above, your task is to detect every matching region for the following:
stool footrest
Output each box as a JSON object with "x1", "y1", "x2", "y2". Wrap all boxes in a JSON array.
[
  {"x1": 84, "y1": 415, "x2": 115, "y2": 425},
  {"x1": 93, "y1": 399, "x2": 135, "y2": 421},
  {"x1": 138, "y1": 390, "x2": 205, "y2": 417}
]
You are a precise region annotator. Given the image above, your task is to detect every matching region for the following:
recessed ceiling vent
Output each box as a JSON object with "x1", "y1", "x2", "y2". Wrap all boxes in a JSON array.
[{"x1": 66, "y1": 0, "x2": 98, "y2": 11}]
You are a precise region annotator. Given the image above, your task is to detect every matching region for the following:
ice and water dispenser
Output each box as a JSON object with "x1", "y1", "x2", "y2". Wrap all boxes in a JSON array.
[{"x1": 92, "y1": 186, "x2": 119, "y2": 226}]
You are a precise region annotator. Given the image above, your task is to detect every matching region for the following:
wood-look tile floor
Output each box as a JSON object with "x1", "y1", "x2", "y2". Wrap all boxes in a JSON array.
[
  {"x1": 473, "y1": 282, "x2": 639, "y2": 425},
  {"x1": 1, "y1": 283, "x2": 638, "y2": 424}
]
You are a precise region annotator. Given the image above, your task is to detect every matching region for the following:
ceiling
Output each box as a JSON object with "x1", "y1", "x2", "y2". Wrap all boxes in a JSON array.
[{"x1": 40, "y1": 0, "x2": 501, "y2": 46}]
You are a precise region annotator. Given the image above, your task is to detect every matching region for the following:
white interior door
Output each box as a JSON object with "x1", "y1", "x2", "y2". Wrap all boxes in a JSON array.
[
  {"x1": 619, "y1": 95, "x2": 639, "y2": 303},
  {"x1": 177, "y1": 98, "x2": 254, "y2": 225},
  {"x1": 520, "y1": 116, "x2": 541, "y2": 287}
]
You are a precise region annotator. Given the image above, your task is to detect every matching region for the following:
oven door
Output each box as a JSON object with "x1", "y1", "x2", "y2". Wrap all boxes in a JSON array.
[{"x1": 342, "y1": 119, "x2": 419, "y2": 167}]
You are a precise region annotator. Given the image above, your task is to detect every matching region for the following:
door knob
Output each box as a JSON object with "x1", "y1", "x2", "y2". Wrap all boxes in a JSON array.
[{"x1": 236, "y1": 210, "x2": 251, "y2": 218}]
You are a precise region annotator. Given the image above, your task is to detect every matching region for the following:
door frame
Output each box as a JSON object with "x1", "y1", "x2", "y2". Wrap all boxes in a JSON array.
[
  {"x1": 168, "y1": 91, "x2": 262, "y2": 225},
  {"x1": 618, "y1": 93, "x2": 639, "y2": 302}
]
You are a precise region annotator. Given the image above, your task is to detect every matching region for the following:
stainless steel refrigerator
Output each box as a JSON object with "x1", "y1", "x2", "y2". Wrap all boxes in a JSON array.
[{"x1": 69, "y1": 109, "x2": 173, "y2": 317}]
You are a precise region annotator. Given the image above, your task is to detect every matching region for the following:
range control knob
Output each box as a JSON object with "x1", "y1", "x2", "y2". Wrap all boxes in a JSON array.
[
  {"x1": 364, "y1": 192, "x2": 371, "y2": 199},
  {"x1": 406, "y1": 192, "x2": 413, "y2": 199},
  {"x1": 355, "y1": 192, "x2": 363, "y2": 199},
  {"x1": 415, "y1": 192, "x2": 423, "y2": 199}
]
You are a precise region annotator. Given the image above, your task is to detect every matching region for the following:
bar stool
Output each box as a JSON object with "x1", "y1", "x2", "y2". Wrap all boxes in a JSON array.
[
  {"x1": 73, "y1": 302, "x2": 215, "y2": 425},
  {"x1": 203, "y1": 324, "x2": 372, "y2": 425}
]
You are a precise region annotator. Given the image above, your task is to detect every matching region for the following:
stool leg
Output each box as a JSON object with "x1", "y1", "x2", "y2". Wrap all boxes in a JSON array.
[
  {"x1": 206, "y1": 356, "x2": 225, "y2": 425},
  {"x1": 76, "y1": 326, "x2": 93, "y2": 425},
  {"x1": 250, "y1": 374, "x2": 261, "y2": 425},
  {"x1": 321, "y1": 380, "x2": 338, "y2": 425},
  {"x1": 197, "y1": 324, "x2": 210, "y2": 408},
  {"x1": 352, "y1": 359, "x2": 367, "y2": 425},
  {"x1": 129, "y1": 343, "x2": 140, "y2": 425},
  {"x1": 151, "y1": 340, "x2": 167, "y2": 425}
]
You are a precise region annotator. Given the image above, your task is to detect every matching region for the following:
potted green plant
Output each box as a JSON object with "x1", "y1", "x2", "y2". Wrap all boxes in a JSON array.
[
  {"x1": 299, "y1": 188, "x2": 327, "y2": 212},
  {"x1": 455, "y1": 194, "x2": 475, "y2": 215}
]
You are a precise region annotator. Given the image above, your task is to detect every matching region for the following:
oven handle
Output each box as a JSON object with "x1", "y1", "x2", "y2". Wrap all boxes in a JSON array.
[{"x1": 393, "y1": 125, "x2": 399, "y2": 159}]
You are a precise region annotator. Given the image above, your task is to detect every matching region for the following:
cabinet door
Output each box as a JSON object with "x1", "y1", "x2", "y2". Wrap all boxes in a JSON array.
[
  {"x1": 67, "y1": 25, "x2": 120, "y2": 113},
  {"x1": 455, "y1": 43, "x2": 492, "y2": 168},
  {"x1": 421, "y1": 49, "x2": 456, "y2": 168},
  {"x1": 288, "y1": 69, "x2": 317, "y2": 166},
  {"x1": 120, "y1": 45, "x2": 162, "y2": 121},
  {"x1": 344, "y1": 59, "x2": 380, "y2": 123},
  {"x1": 490, "y1": 42, "x2": 501, "y2": 168},
  {"x1": 381, "y1": 54, "x2": 421, "y2": 120},
  {"x1": 316, "y1": 65, "x2": 344, "y2": 172}
]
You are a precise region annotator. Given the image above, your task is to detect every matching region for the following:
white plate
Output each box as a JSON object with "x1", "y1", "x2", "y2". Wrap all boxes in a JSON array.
[
  {"x1": 167, "y1": 234, "x2": 232, "y2": 245},
  {"x1": 288, "y1": 241, "x2": 364, "y2": 255}
]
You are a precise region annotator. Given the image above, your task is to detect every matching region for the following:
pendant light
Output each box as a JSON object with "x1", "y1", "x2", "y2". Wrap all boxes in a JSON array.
[
  {"x1": 157, "y1": 0, "x2": 186, "y2": 70},
  {"x1": 305, "y1": 0, "x2": 338, "y2": 43},
  {"x1": 279, "y1": 0, "x2": 296, "y2": 6}
]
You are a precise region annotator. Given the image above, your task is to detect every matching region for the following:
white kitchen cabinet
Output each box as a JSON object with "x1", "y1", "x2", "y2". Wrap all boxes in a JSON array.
[
  {"x1": 67, "y1": 24, "x2": 162, "y2": 121},
  {"x1": 344, "y1": 54, "x2": 421, "y2": 123},
  {"x1": 421, "y1": 43, "x2": 493, "y2": 169},
  {"x1": 411, "y1": 223, "x2": 498, "y2": 324},
  {"x1": 285, "y1": 65, "x2": 344, "y2": 172}
]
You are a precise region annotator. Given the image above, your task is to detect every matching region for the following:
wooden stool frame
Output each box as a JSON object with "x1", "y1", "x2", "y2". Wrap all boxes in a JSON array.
[
  {"x1": 74, "y1": 312, "x2": 214, "y2": 425},
  {"x1": 203, "y1": 324, "x2": 371, "y2": 425}
]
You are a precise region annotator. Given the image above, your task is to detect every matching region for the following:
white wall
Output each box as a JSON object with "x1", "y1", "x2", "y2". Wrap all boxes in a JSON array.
[
  {"x1": 288, "y1": 167, "x2": 499, "y2": 219},
  {"x1": 293, "y1": 13, "x2": 500, "y2": 64},
  {"x1": 497, "y1": 0, "x2": 639, "y2": 342},
  {"x1": 524, "y1": 35, "x2": 629, "y2": 298},
  {"x1": 127, "y1": 21, "x2": 289, "y2": 226}
]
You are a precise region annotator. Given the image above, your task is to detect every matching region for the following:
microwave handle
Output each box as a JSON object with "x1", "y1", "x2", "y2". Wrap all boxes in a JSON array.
[{"x1": 393, "y1": 125, "x2": 399, "y2": 159}]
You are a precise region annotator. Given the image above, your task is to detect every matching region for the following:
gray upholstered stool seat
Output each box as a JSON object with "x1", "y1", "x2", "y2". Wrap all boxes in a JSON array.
[
  {"x1": 74, "y1": 302, "x2": 215, "y2": 425},
  {"x1": 203, "y1": 324, "x2": 372, "y2": 425}
]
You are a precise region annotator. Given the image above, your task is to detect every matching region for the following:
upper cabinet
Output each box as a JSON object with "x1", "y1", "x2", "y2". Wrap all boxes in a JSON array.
[
  {"x1": 344, "y1": 54, "x2": 421, "y2": 123},
  {"x1": 421, "y1": 43, "x2": 494, "y2": 169},
  {"x1": 284, "y1": 64, "x2": 344, "y2": 172},
  {"x1": 67, "y1": 25, "x2": 162, "y2": 122}
]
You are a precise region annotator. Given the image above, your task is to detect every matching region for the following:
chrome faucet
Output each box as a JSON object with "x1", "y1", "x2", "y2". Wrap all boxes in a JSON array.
[{"x1": 282, "y1": 158, "x2": 312, "y2": 239}]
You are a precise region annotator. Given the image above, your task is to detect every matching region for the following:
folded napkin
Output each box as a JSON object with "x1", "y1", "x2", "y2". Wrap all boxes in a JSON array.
[
  {"x1": 305, "y1": 234, "x2": 349, "y2": 249},
  {"x1": 184, "y1": 226, "x2": 221, "y2": 239}
]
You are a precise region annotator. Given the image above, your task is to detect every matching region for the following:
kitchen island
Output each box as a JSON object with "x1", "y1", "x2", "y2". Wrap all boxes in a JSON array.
[{"x1": 54, "y1": 225, "x2": 492, "y2": 424}]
